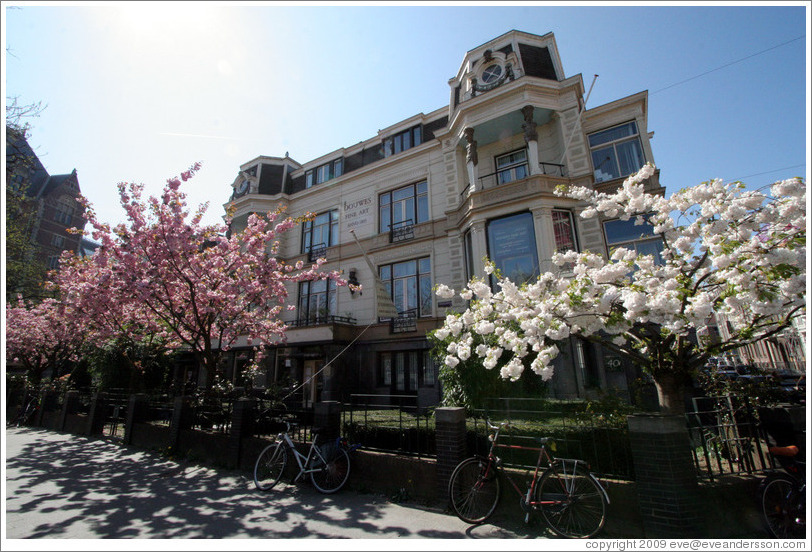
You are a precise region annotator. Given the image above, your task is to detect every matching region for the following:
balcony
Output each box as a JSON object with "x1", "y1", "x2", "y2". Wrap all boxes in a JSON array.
[
  {"x1": 390, "y1": 309, "x2": 418, "y2": 334},
  {"x1": 308, "y1": 243, "x2": 327, "y2": 263},
  {"x1": 288, "y1": 315, "x2": 357, "y2": 328},
  {"x1": 460, "y1": 162, "x2": 567, "y2": 197},
  {"x1": 389, "y1": 219, "x2": 415, "y2": 244}
]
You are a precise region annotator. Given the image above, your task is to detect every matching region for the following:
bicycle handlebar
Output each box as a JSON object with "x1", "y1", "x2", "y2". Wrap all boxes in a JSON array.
[{"x1": 486, "y1": 419, "x2": 511, "y2": 431}]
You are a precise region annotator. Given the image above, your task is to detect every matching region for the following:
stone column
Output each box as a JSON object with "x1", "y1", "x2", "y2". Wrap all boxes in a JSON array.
[
  {"x1": 522, "y1": 105, "x2": 540, "y2": 175},
  {"x1": 627, "y1": 414, "x2": 704, "y2": 537},
  {"x1": 435, "y1": 407, "x2": 468, "y2": 503},
  {"x1": 531, "y1": 207, "x2": 554, "y2": 274},
  {"x1": 464, "y1": 128, "x2": 479, "y2": 192},
  {"x1": 469, "y1": 220, "x2": 488, "y2": 281}
]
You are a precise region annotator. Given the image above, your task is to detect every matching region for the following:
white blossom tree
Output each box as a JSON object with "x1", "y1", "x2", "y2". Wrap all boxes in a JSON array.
[{"x1": 431, "y1": 164, "x2": 805, "y2": 414}]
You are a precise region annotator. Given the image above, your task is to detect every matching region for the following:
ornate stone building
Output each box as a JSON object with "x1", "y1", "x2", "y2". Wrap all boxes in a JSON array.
[
  {"x1": 6, "y1": 127, "x2": 87, "y2": 299},
  {"x1": 221, "y1": 30, "x2": 664, "y2": 407}
]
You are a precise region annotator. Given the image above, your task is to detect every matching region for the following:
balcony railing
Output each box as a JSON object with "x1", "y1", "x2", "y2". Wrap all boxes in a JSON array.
[
  {"x1": 389, "y1": 219, "x2": 415, "y2": 243},
  {"x1": 287, "y1": 315, "x2": 357, "y2": 328},
  {"x1": 308, "y1": 243, "x2": 327, "y2": 262},
  {"x1": 461, "y1": 162, "x2": 566, "y2": 196},
  {"x1": 391, "y1": 309, "x2": 418, "y2": 333}
]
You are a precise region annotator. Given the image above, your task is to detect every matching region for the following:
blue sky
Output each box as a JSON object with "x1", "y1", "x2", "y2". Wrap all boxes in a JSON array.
[{"x1": 3, "y1": 2, "x2": 809, "y2": 230}]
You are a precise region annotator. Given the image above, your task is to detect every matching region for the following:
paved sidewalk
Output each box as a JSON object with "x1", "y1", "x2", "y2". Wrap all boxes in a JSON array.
[{"x1": 4, "y1": 427, "x2": 540, "y2": 543}]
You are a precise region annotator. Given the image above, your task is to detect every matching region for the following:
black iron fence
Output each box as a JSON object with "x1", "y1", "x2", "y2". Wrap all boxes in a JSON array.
[
  {"x1": 685, "y1": 396, "x2": 794, "y2": 481},
  {"x1": 342, "y1": 394, "x2": 436, "y2": 459},
  {"x1": 102, "y1": 389, "x2": 131, "y2": 439},
  {"x1": 251, "y1": 397, "x2": 314, "y2": 443},
  {"x1": 470, "y1": 397, "x2": 635, "y2": 481}
]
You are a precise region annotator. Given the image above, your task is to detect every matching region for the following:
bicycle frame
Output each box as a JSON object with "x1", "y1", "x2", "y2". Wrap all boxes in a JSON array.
[
  {"x1": 484, "y1": 422, "x2": 609, "y2": 510},
  {"x1": 275, "y1": 430, "x2": 333, "y2": 483}
]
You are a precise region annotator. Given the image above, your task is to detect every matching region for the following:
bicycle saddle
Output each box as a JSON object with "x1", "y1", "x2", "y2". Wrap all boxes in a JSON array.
[{"x1": 769, "y1": 445, "x2": 799, "y2": 457}]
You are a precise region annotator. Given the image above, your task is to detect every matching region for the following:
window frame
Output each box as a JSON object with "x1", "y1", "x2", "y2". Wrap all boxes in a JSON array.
[
  {"x1": 54, "y1": 200, "x2": 73, "y2": 225},
  {"x1": 551, "y1": 209, "x2": 579, "y2": 254},
  {"x1": 378, "y1": 256, "x2": 432, "y2": 318},
  {"x1": 603, "y1": 216, "x2": 664, "y2": 264},
  {"x1": 378, "y1": 181, "x2": 429, "y2": 234},
  {"x1": 485, "y1": 211, "x2": 539, "y2": 285},
  {"x1": 383, "y1": 125, "x2": 423, "y2": 158},
  {"x1": 588, "y1": 121, "x2": 646, "y2": 184},
  {"x1": 378, "y1": 350, "x2": 437, "y2": 390},
  {"x1": 495, "y1": 148, "x2": 529, "y2": 185},
  {"x1": 297, "y1": 278, "x2": 337, "y2": 324},
  {"x1": 301, "y1": 209, "x2": 339, "y2": 255},
  {"x1": 305, "y1": 158, "x2": 344, "y2": 188}
]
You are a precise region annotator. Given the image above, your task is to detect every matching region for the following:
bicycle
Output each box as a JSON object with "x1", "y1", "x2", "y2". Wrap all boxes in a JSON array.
[
  {"x1": 253, "y1": 420, "x2": 354, "y2": 494},
  {"x1": 757, "y1": 406, "x2": 806, "y2": 540},
  {"x1": 7, "y1": 393, "x2": 39, "y2": 428},
  {"x1": 448, "y1": 419, "x2": 609, "y2": 539}
]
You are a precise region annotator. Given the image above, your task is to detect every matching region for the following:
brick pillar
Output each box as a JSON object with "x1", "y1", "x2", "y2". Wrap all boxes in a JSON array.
[
  {"x1": 314, "y1": 401, "x2": 342, "y2": 442},
  {"x1": 86, "y1": 392, "x2": 107, "y2": 436},
  {"x1": 34, "y1": 389, "x2": 53, "y2": 427},
  {"x1": 228, "y1": 398, "x2": 256, "y2": 469},
  {"x1": 60, "y1": 390, "x2": 80, "y2": 431},
  {"x1": 628, "y1": 414, "x2": 704, "y2": 537},
  {"x1": 169, "y1": 396, "x2": 194, "y2": 450},
  {"x1": 124, "y1": 394, "x2": 149, "y2": 445},
  {"x1": 435, "y1": 407, "x2": 467, "y2": 503}
]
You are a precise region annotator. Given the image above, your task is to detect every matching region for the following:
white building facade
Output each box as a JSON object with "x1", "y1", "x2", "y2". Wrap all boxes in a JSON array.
[{"x1": 223, "y1": 30, "x2": 664, "y2": 408}]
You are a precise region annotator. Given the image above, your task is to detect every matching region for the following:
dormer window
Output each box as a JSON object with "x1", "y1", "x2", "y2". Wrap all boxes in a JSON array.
[
  {"x1": 383, "y1": 125, "x2": 422, "y2": 158},
  {"x1": 306, "y1": 158, "x2": 344, "y2": 188}
]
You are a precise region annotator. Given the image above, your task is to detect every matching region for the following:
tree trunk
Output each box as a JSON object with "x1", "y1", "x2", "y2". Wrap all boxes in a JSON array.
[{"x1": 654, "y1": 372, "x2": 687, "y2": 415}]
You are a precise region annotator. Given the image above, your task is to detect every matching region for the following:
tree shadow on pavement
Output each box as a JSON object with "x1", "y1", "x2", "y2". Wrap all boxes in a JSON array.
[{"x1": 5, "y1": 428, "x2": 532, "y2": 539}]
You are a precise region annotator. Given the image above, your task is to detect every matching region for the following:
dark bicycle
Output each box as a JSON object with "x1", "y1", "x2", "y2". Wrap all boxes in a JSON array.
[
  {"x1": 758, "y1": 407, "x2": 805, "y2": 539},
  {"x1": 448, "y1": 419, "x2": 609, "y2": 539},
  {"x1": 7, "y1": 393, "x2": 39, "y2": 428}
]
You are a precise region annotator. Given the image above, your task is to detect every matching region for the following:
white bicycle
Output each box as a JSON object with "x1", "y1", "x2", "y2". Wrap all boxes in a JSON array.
[{"x1": 253, "y1": 421, "x2": 352, "y2": 494}]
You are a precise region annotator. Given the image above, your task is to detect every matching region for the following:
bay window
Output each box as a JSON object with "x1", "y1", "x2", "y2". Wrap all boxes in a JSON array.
[{"x1": 589, "y1": 122, "x2": 646, "y2": 183}]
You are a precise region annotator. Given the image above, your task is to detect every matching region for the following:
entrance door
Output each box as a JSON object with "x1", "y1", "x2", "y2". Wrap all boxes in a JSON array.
[{"x1": 303, "y1": 360, "x2": 323, "y2": 407}]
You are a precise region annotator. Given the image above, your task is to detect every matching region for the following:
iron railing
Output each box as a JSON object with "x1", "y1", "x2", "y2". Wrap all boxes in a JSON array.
[
  {"x1": 470, "y1": 397, "x2": 635, "y2": 481},
  {"x1": 389, "y1": 219, "x2": 415, "y2": 243},
  {"x1": 308, "y1": 243, "x2": 327, "y2": 262},
  {"x1": 342, "y1": 393, "x2": 436, "y2": 459},
  {"x1": 287, "y1": 315, "x2": 357, "y2": 328},
  {"x1": 686, "y1": 396, "x2": 779, "y2": 481}
]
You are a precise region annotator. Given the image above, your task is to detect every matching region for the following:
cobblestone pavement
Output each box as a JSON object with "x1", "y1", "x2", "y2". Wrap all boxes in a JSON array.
[{"x1": 4, "y1": 427, "x2": 543, "y2": 545}]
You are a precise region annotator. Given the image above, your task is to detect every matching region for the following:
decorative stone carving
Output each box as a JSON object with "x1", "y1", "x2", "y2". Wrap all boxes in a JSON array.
[
  {"x1": 464, "y1": 128, "x2": 478, "y2": 166},
  {"x1": 522, "y1": 105, "x2": 538, "y2": 143}
]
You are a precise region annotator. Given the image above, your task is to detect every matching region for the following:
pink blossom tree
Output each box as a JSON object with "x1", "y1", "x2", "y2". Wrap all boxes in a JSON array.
[
  {"x1": 63, "y1": 163, "x2": 349, "y2": 389},
  {"x1": 5, "y1": 298, "x2": 87, "y2": 385},
  {"x1": 432, "y1": 165, "x2": 806, "y2": 414}
]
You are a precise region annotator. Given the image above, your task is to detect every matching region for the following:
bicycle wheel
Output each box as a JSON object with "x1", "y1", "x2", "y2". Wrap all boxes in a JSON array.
[
  {"x1": 761, "y1": 473, "x2": 805, "y2": 538},
  {"x1": 448, "y1": 456, "x2": 501, "y2": 525},
  {"x1": 254, "y1": 442, "x2": 287, "y2": 491},
  {"x1": 536, "y1": 461, "x2": 606, "y2": 538},
  {"x1": 310, "y1": 447, "x2": 351, "y2": 494}
]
